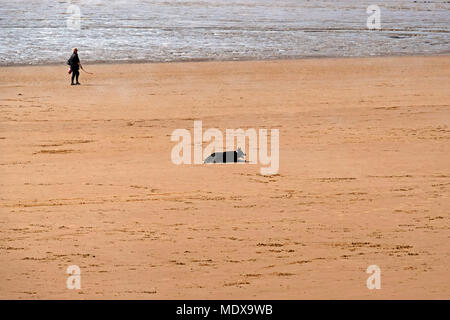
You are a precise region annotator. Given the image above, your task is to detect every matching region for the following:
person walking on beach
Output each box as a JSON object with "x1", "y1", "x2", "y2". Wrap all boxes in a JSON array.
[{"x1": 68, "y1": 48, "x2": 81, "y2": 85}]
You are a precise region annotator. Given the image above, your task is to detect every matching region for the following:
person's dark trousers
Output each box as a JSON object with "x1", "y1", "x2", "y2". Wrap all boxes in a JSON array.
[{"x1": 71, "y1": 69, "x2": 80, "y2": 84}]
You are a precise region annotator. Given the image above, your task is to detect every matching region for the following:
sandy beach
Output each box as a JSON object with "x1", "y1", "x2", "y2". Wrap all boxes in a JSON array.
[{"x1": 0, "y1": 56, "x2": 449, "y2": 299}]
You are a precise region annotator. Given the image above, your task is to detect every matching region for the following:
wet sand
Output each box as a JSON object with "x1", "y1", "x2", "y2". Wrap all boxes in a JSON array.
[{"x1": 0, "y1": 56, "x2": 449, "y2": 299}]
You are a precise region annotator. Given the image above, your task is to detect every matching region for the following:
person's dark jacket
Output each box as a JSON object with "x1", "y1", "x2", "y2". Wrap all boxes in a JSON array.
[{"x1": 68, "y1": 53, "x2": 80, "y2": 70}]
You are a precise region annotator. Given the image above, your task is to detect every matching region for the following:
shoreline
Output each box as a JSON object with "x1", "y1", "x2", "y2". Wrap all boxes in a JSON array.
[{"x1": 1, "y1": 52, "x2": 449, "y2": 68}]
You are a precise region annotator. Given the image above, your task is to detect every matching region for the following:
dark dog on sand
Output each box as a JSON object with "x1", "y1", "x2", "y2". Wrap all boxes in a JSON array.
[{"x1": 204, "y1": 147, "x2": 246, "y2": 163}]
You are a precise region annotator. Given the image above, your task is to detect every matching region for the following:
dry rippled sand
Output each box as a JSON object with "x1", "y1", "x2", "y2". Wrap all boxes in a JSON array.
[{"x1": 0, "y1": 56, "x2": 449, "y2": 299}]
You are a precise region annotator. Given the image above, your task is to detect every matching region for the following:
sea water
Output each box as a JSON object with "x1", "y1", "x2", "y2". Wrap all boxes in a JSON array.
[{"x1": 0, "y1": 0, "x2": 448, "y2": 65}]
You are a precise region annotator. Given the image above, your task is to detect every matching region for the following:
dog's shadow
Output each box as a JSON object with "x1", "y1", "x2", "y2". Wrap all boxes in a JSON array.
[{"x1": 204, "y1": 159, "x2": 247, "y2": 164}]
